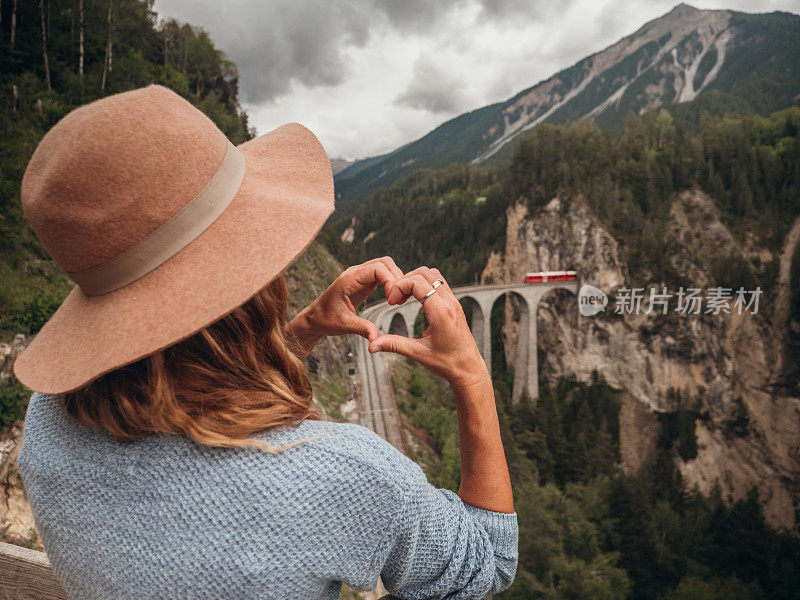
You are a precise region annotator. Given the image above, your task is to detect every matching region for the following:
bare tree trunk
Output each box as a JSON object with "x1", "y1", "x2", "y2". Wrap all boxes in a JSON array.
[
  {"x1": 10, "y1": 0, "x2": 17, "y2": 53},
  {"x1": 10, "y1": 84, "x2": 18, "y2": 112},
  {"x1": 78, "y1": 0, "x2": 84, "y2": 77},
  {"x1": 108, "y1": 1, "x2": 113, "y2": 73},
  {"x1": 70, "y1": 0, "x2": 74, "y2": 61},
  {"x1": 39, "y1": 0, "x2": 52, "y2": 92},
  {"x1": 101, "y1": 0, "x2": 113, "y2": 92}
]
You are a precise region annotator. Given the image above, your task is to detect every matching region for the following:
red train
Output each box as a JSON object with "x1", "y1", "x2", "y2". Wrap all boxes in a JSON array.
[{"x1": 524, "y1": 270, "x2": 578, "y2": 284}]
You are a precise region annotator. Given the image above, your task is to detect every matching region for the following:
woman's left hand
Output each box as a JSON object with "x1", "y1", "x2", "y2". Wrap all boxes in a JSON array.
[{"x1": 286, "y1": 257, "x2": 403, "y2": 358}]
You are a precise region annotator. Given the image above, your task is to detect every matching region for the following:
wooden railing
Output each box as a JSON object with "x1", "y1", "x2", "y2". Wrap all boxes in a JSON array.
[
  {"x1": 0, "y1": 541, "x2": 68, "y2": 599},
  {"x1": 0, "y1": 541, "x2": 405, "y2": 599}
]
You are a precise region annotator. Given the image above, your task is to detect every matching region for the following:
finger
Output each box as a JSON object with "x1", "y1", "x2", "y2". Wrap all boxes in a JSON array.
[
  {"x1": 420, "y1": 267, "x2": 457, "y2": 302},
  {"x1": 391, "y1": 266, "x2": 432, "y2": 304},
  {"x1": 402, "y1": 266, "x2": 452, "y2": 298},
  {"x1": 369, "y1": 333, "x2": 425, "y2": 360},
  {"x1": 354, "y1": 256, "x2": 404, "y2": 280},
  {"x1": 375, "y1": 256, "x2": 404, "y2": 280},
  {"x1": 388, "y1": 268, "x2": 453, "y2": 307},
  {"x1": 387, "y1": 274, "x2": 448, "y2": 316},
  {"x1": 342, "y1": 313, "x2": 380, "y2": 342},
  {"x1": 348, "y1": 262, "x2": 398, "y2": 296},
  {"x1": 412, "y1": 266, "x2": 449, "y2": 292},
  {"x1": 385, "y1": 273, "x2": 431, "y2": 304}
]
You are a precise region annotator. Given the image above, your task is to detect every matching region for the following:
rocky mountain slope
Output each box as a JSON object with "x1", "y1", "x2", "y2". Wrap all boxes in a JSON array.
[
  {"x1": 334, "y1": 4, "x2": 800, "y2": 215},
  {"x1": 482, "y1": 192, "x2": 800, "y2": 529}
]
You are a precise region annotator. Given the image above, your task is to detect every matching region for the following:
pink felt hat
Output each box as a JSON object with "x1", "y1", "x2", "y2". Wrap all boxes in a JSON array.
[{"x1": 13, "y1": 84, "x2": 334, "y2": 394}]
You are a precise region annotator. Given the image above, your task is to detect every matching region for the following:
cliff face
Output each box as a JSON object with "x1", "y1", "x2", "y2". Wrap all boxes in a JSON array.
[{"x1": 483, "y1": 191, "x2": 800, "y2": 529}]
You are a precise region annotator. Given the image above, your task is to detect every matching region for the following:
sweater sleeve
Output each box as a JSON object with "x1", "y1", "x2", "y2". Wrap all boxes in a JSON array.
[{"x1": 365, "y1": 454, "x2": 519, "y2": 599}]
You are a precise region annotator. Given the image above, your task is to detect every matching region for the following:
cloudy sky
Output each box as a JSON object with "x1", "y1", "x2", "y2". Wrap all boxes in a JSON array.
[{"x1": 153, "y1": 0, "x2": 800, "y2": 161}]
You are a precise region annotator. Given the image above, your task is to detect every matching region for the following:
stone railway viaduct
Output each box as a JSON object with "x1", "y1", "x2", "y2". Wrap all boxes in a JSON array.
[
  {"x1": 353, "y1": 280, "x2": 580, "y2": 454},
  {"x1": 367, "y1": 281, "x2": 579, "y2": 402}
]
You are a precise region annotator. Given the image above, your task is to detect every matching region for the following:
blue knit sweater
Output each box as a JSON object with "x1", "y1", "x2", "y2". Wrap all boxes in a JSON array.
[{"x1": 18, "y1": 392, "x2": 518, "y2": 599}]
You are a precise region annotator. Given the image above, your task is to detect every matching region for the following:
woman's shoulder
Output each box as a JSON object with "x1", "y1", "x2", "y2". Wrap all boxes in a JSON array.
[
  {"x1": 20, "y1": 393, "x2": 426, "y2": 493},
  {"x1": 273, "y1": 418, "x2": 426, "y2": 489}
]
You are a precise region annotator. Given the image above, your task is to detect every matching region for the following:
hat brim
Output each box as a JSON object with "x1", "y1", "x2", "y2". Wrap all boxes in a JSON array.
[{"x1": 13, "y1": 123, "x2": 334, "y2": 394}]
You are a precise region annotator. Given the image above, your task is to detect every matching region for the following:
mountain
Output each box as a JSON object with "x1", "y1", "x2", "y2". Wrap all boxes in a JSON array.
[
  {"x1": 329, "y1": 158, "x2": 356, "y2": 175},
  {"x1": 334, "y1": 4, "x2": 800, "y2": 216}
]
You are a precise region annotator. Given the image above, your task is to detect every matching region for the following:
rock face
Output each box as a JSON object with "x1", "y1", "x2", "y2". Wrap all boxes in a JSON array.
[
  {"x1": 0, "y1": 334, "x2": 28, "y2": 387},
  {"x1": 484, "y1": 190, "x2": 800, "y2": 529},
  {"x1": 0, "y1": 421, "x2": 42, "y2": 550},
  {"x1": 0, "y1": 334, "x2": 40, "y2": 549}
]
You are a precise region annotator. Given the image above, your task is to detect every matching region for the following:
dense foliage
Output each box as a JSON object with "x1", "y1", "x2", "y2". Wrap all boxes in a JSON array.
[
  {"x1": 368, "y1": 105, "x2": 800, "y2": 598},
  {"x1": 391, "y1": 295, "x2": 800, "y2": 599},
  {"x1": 334, "y1": 106, "x2": 800, "y2": 326},
  {"x1": 0, "y1": 0, "x2": 255, "y2": 427},
  {"x1": 332, "y1": 164, "x2": 504, "y2": 285}
]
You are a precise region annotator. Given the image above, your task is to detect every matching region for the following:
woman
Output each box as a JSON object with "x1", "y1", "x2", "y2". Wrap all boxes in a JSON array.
[{"x1": 13, "y1": 84, "x2": 517, "y2": 600}]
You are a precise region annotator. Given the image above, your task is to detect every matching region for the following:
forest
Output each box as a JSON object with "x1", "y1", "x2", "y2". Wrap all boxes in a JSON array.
[
  {"x1": 343, "y1": 92, "x2": 800, "y2": 599},
  {"x1": 391, "y1": 296, "x2": 800, "y2": 599},
  {"x1": 336, "y1": 107, "x2": 800, "y2": 291}
]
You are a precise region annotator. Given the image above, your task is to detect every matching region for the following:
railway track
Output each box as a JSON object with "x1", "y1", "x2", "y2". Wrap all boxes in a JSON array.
[{"x1": 352, "y1": 305, "x2": 405, "y2": 454}]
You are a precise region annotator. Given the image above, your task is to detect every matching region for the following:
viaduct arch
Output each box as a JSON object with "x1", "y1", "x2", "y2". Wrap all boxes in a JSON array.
[{"x1": 364, "y1": 281, "x2": 579, "y2": 403}]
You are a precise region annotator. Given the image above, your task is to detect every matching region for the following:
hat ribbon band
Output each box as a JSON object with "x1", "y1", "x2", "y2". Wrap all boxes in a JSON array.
[{"x1": 67, "y1": 139, "x2": 246, "y2": 297}]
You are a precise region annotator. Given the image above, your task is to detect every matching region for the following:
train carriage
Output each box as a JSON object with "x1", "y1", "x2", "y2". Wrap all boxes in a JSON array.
[{"x1": 524, "y1": 270, "x2": 578, "y2": 284}]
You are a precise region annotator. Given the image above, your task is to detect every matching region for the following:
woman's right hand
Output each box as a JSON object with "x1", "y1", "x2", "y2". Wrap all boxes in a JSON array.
[
  {"x1": 370, "y1": 267, "x2": 514, "y2": 516},
  {"x1": 368, "y1": 267, "x2": 490, "y2": 390}
]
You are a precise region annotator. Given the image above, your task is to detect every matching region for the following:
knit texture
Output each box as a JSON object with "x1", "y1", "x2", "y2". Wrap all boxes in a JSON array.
[{"x1": 18, "y1": 392, "x2": 519, "y2": 600}]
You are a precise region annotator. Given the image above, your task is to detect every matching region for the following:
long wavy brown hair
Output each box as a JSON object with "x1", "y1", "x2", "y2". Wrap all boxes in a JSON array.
[{"x1": 60, "y1": 273, "x2": 323, "y2": 453}]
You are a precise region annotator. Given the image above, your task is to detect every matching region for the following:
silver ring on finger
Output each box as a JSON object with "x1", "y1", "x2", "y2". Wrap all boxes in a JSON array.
[
  {"x1": 432, "y1": 279, "x2": 443, "y2": 289},
  {"x1": 420, "y1": 286, "x2": 439, "y2": 304}
]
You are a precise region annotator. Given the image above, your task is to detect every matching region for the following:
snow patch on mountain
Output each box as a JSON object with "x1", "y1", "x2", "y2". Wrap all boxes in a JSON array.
[{"x1": 472, "y1": 5, "x2": 731, "y2": 164}]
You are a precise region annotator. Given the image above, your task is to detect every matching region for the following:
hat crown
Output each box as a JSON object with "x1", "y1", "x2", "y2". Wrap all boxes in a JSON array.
[{"x1": 21, "y1": 85, "x2": 229, "y2": 274}]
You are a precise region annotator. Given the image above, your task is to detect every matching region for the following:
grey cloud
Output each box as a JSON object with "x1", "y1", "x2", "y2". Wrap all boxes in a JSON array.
[
  {"x1": 395, "y1": 57, "x2": 469, "y2": 114},
  {"x1": 371, "y1": 0, "x2": 465, "y2": 31},
  {"x1": 156, "y1": 0, "x2": 467, "y2": 105},
  {"x1": 478, "y1": 0, "x2": 576, "y2": 21}
]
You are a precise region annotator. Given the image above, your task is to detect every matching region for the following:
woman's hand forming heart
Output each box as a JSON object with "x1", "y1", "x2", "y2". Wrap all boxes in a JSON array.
[
  {"x1": 368, "y1": 266, "x2": 488, "y2": 390},
  {"x1": 286, "y1": 257, "x2": 403, "y2": 358}
]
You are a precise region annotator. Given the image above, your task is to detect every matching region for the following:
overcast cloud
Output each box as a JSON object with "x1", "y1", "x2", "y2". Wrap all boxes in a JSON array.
[{"x1": 153, "y1": 0, "x2": 800, "y2": 160}]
